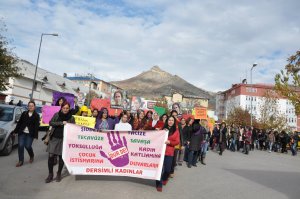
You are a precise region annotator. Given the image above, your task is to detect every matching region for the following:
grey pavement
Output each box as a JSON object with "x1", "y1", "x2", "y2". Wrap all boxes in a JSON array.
[{"x1": 0, "y1": 132, "x2": 299, "y2": 199}]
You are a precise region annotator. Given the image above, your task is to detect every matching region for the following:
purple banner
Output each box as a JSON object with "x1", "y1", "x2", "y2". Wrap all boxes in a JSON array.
[
  {"x1": 52, "y1": 91, "x2": 75, "y2": 108},
  {"x1": 42, "y1": 106, "x2": 61, "y2": 124}
]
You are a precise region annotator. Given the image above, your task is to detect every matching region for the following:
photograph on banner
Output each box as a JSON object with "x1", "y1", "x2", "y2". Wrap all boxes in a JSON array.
[
  {"x1": 142, "y1": 100, "x2": 157, "y2": 110},
  {"x1": 63, "y1": 124, "x2": 168, "y2": 180},
  {"x1": 131, "y1": 96, "x2": 145, "y2": 112},
  {"x1": 122, "y1": 98, "x2": 131, "y2": 111},
  {"x1": 52, "y1": 91, "x2": 75, "y2": 108},
  {"x1": 76, "y1": 92, "x2": 86, "y2": 107},
  {"x1": 110, "y1": 89, "x2": 129, "y2": 109},
  {"x1": 171, "y1": 102, "x2": 182, "y2": 116},
  {"x1": 42, "y1": 106, "x2": 61, "y2": 124}
]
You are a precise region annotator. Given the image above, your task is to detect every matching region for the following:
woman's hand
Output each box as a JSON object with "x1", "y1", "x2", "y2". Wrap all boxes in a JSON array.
[
  {"x1": 63, "y1": 121, "x2": 67, "y2": 125},
  {"x1": 165, "y1": 140, "x2": 170, "y2": 145}
]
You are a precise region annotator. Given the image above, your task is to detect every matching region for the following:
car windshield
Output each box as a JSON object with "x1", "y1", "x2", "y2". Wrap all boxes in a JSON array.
[
  {"x1": 35, "y1": 107, "x2": 42, "y2": 114},
  {"x1": 0, "y1": 107, "x2": 14, "y2": 122}
]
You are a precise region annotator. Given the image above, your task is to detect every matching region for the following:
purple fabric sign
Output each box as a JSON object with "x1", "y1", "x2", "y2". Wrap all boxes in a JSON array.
[
  {"x1": 52, "y1": 91, "x2": 75, "y2": 108},
  {"x1": 42, "y1": 106, "x2": 61, "y2": 124}
]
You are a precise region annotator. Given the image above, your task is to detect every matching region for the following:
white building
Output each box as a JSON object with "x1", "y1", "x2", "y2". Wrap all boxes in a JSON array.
[
  {"x1": 216, "y1": 83, "x2": 299, "y2": 130},
  {"x1": 3, "y1": 59, "x2": 102, "y2": 106}
]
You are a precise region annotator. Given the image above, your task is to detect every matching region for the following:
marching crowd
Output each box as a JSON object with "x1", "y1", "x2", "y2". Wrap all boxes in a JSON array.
[{"x1": 11, "y1": 97, "x2": 299, "y2": 193}]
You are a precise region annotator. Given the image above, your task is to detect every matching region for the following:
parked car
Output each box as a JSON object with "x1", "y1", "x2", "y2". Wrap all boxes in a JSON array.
[{"x1": 0, "y1": 104, "x2": 25, "y2": 155}]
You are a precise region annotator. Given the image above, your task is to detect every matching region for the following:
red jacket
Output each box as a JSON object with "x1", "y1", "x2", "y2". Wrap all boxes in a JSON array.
[
  {"x1": 145, "y1": 120, "x2": 165, "y2": 130},
  {"x1": 165, "y1": 129, "x2": 180, "y2": 156}
]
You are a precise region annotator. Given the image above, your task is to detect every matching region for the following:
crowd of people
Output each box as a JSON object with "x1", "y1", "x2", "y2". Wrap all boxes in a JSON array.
[
  {"x1": 210, "y1": 124, "x2": 299, "y2": 156},
  {"x1": 12, "y1": 97, "x2": 212, "y2": 192},
  {"x1": 11, "y1": 97, "x2": 299, "y2": 193}
]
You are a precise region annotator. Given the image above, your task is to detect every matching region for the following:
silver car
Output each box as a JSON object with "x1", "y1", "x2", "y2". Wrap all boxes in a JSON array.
[{"x1": 0, "y1": 104, "x2": 25, "y2": 155}]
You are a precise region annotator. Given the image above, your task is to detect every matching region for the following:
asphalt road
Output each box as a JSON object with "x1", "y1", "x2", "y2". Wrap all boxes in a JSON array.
[{"x1": 0, "y1": 131, "x2": 299, "y2": 199}]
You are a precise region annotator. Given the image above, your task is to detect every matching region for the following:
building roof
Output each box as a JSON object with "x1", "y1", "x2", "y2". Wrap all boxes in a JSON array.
[
  {"x1": 66, "y1": 76, "x2": 101, "y2": 81},
  {"x1": 164, "y1": 91, "x2": 208, "y2": 100},
  {"x1": 219, "y1": 83, "x2": 275, "y2": 95},
  {"x1": 16, "y1": 60, "x2": 106, "y2": 96}
]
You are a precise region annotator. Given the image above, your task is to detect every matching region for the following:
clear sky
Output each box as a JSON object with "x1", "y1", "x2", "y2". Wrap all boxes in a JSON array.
[{"x1": 1, "y1": 0, "x2": 300, "y2": 92}]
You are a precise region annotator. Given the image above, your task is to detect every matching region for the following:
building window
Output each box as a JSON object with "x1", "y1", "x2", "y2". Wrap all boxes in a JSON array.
[{"x1": 246, "y1": 87, "x2": 257, "y2": 93}]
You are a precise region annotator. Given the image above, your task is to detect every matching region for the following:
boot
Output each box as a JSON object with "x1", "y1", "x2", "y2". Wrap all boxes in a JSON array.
[
  {"x1": 16, "y1": 161, "x2": 23, "y2": 167},
  {"x1": 45, "y1": 174, "x2": 53, "y2": 183},
  {"x1": 53, "y1": 156, "x2": 58, "y2": 166},
  {"x1": 29, "y1": 156, "x2": 34, "y2": 163},
  {"x1": 55, "y1": 172, "x2": 62, "y2": 182},
  {"x1": 201, "y1": 156, "x2": 206, "y2": 165}
]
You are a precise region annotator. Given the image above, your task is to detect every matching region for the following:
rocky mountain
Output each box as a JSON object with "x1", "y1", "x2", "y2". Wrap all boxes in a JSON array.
[{"x1": 111, "y1": 66, "x2": 216, "y2": 108}]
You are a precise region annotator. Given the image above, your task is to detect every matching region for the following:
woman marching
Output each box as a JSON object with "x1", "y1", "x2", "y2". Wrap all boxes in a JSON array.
[
  {"x1": 14, "y1": 101, "x2": 40, "y2": 167},
  {"x1": 45, "y1": 101, "x2": 75, "y2": 183},
  {"x1": 187, "y1": 120, "x2": 204, "y2": 168},
  {"x1": 156, "y1": 116, "x2": 180, "y2": 192},
  {"x1": 219, "y1": 122, "x2": 227, "y2": 156}
]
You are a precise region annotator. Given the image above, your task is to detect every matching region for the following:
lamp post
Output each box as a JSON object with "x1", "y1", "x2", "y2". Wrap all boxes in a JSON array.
[
  {"x1": 87, "y1": 73, "x2": 94, "y2": 106},
  {"x1": 30, "y1": 33, "x2": 58, "y2": 100},
  {"x1": 250, "y1": 63, "x2": 257, "y2": 126}
]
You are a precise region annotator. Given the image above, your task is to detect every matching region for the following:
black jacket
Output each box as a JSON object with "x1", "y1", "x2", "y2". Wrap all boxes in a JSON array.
[
  {"x1": 188, "y1": 124, "x2": 205, "y2": 151},
  {"x1": 14, "y1": 111, "x2": 40, "y2": 139}
]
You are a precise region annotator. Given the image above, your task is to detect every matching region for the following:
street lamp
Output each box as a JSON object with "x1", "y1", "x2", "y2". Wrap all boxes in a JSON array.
[
  {"x1": 30, "y1": 33, "x2": 58, "y2": 100},
  {"x1": 250, "y1": 63, "x2": 258, "y2": 126},
  {"x1": 87, "y1": 73, "x2": 94, "y2": 106}
]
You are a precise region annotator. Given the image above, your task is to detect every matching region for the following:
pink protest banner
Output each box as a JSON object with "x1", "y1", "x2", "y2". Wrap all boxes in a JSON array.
[
  {"x1": 63, "y1": 124, "x2": 168, "y2": 180},
  {"x1": 42, "y1": 106, "x2": 61, "y2": 124}
]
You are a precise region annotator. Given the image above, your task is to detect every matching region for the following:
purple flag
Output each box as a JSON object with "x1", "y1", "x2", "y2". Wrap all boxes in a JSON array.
[{"x1": 52, "y1": 91, "x2": 75, "y2": 108}]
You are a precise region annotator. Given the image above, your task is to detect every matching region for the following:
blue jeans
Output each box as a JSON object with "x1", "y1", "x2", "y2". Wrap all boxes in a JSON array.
[
  {"x1": 229, "y1": 139, "x2": 236, "y2": 151},
  {"x1": 18, "y1": 133, "x2": 34, "y2": 162},
  {"x1": 269, "y1": 142, "x2": 273, "y2": 151},
  {"x1": 291, "y1": 143, "x2": 297, "y2": 156},
  {"x1": 201, "y1": 142, "x2": 208, "y2": 156},
  {"x1": 188, "y1": 150, "x2": 198, "y2": 166},
  {"x1": 156, "y1": 156, "x2": 173, "y2": 188},
  {"x1": 183, "y1": 144, "x2": 189, "y2": 162}
]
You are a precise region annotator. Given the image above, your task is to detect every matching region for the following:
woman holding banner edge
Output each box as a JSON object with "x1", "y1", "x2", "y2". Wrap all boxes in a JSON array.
[{"x1": 156, "y1": 116, "x2": 180, "y2": 192}]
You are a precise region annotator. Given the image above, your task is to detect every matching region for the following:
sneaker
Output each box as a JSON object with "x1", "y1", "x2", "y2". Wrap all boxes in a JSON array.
[{"x1": 156, "y1": 187, "x2": 162, "y2": 192}]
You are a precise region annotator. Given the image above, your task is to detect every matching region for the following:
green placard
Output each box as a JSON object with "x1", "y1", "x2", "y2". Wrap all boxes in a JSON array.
[{"x1": 154, "y1": 106, "x2": 166, "y2": 116}]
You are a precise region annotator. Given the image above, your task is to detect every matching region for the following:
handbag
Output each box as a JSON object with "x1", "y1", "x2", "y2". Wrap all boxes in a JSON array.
[{"x1": 43, "y1": 127, "x2": 55, "y2": 145}]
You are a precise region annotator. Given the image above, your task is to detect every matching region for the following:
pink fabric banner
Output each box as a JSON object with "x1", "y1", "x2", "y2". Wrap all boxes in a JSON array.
[
  {"x1": 42, "y1": 106, "x2": 61, "y2": 124},
  {"x1": 63, "y1": 124, "x2": 168, "y2": 180}
]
